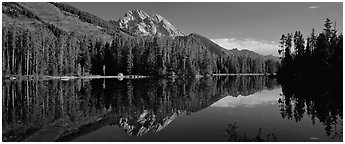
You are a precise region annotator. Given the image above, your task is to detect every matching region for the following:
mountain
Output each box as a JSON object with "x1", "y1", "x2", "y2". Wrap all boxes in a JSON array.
[
  {"x1": 2, "y1": 2, "x2": 280, "y2": 77},
  {"x1": 110, "y1": 10, "x2": 184, "y2": 37}
]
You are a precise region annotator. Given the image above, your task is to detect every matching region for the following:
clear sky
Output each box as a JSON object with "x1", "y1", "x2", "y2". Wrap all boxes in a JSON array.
[{"x1": 68, "y1": 2, "x2": 343, "y2": 56}]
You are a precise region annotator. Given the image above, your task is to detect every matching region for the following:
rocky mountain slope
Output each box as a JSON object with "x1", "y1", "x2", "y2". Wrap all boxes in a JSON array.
[{"x1": 110, "y1": 9, "x2": 184, "y2": 37}]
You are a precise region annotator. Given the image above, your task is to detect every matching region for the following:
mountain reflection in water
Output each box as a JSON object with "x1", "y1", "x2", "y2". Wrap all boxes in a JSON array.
[{"x1": 2, "y1": 76, "x2": 342, "y2": 142}]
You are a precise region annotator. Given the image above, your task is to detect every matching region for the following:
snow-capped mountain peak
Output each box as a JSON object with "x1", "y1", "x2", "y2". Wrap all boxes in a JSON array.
[
  {"x1": 124, "y1": 9, "x2": 149, "y2": 20},
  {"x1": 111, "y1": 10, "x2": 184, "y2": 37}
]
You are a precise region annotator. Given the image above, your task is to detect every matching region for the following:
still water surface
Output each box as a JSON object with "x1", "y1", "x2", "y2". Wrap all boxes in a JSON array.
[{"x1": 2, "y1": 76, "x2": 342, "y2": 142}]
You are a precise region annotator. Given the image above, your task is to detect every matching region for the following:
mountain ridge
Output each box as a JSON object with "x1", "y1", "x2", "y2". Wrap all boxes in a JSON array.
[{"x1": 110, "y1": 9, "x2": 185, "y2": 37}]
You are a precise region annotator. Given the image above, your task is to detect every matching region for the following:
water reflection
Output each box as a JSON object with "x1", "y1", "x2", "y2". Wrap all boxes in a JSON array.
[
  {"x1": 225, "y1": 122, "x2": 278, "y2": 142},
  {"x1": 211, "y1": 88, "x2": 281, "y2": 108},
  {"x1": 278, "y1": 77, "x2": 343, "y2": 140},
  {"x1": 2, "y1": 75, "x2": 342, "y2": 142},
  {"x1": 2, "y1": 76, "x2": 277, "y2": 141}
]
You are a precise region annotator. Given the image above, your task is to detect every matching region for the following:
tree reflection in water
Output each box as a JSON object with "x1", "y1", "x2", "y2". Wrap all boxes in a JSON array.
[
  {"x1": 2, "y1": 76, "x2": 278, "y2": 141},
  {"x1": 278, "y1": 76, "x2": 343, "y2": 140},
  {"x1": 225, "y1": 122, "x2": 278, "y2": 142}
]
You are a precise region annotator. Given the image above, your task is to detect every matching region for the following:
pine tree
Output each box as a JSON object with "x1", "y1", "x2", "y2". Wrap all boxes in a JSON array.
[
  {"x1": 305, "y1": 37, "x2": 311, "y2": 58},
  {"x1": 278, "y1": 34, "x2": 286, "y2": 57},
  {"x1": 294, "y1": 31, "x2": 305, "y2": 58},
  {"x1": 310, "y1": 28, "x2": 317, "y2": 53},
  {"x1": 126, "y1": 41, "x2": 134, "y2": 75},
  {"x1": 156, "y1": 41, "x2": 167, "y2": 76},
  {"x1": 323, "y1": 18, "x2": 333, "y2": 40},
  {"x1": 116, "y1": 39, "x2": 123, "y2": 73},
  {"x1": 284, "y1": 33, "x2": 293, "y2": 64},
  {"x1": 314, "y1": 33, "x2": 330, "y2": 69},
  {"x1": 103, "y1": 42, "x2": 113, "y2": 75}
]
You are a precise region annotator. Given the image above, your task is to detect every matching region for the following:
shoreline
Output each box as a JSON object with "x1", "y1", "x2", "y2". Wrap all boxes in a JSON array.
[
  {"x1": 3, "y1": 73, "x2": 276, "y2": 81},
  {"x1": 213, "y1": 73, "x2": 276, "y2": 76},
  {"x1": 3, "y1": 75, "x2": 149, "y2": 81}
]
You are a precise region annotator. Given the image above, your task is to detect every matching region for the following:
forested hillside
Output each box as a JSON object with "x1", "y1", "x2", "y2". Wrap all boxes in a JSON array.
[{"x1": 2, "y1": 2, "x2": 280, "y2": 77}]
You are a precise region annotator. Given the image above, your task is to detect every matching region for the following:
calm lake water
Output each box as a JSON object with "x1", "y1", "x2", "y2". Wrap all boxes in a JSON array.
[{"x1": 2, "y1": 76, "x2": 342, "y2": 142}]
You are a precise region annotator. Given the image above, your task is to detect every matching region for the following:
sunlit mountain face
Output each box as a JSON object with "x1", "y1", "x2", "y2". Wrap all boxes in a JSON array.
[{"x1": 110, "y1": 10, "x2": 185, "y2": 37}]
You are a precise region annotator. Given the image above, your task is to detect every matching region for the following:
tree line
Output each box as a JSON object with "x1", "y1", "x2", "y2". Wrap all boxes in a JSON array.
[
  {"x1": 277, "y1": 18, "x2": 342, "y2": 80},
  {"x1": 2, "y1": 23, "x2": 280, "y2": 77},
  {"x1": 3, "y1": 23, "x2": 90, "y2": 76}
]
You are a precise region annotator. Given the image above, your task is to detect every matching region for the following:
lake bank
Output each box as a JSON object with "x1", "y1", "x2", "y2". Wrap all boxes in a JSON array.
[
  {"x1": 3, "y1": 73, "x2": 276, "y2": 81},
  {"x1": 3, "y1": 75, "x2": 149, "y2": 81},
  {"x1": 213, "y1": 73, "x2": 276, "y2": 76}
]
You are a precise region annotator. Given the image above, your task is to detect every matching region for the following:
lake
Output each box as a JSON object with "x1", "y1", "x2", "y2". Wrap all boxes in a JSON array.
[{"x1": 2, "y1": 76, "x2": 342, "y2": 142}]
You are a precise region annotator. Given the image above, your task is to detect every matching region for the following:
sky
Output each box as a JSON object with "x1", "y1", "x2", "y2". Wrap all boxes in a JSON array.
[{"x1": 68, "y1": 2, "x2": 343, "y2": 56}]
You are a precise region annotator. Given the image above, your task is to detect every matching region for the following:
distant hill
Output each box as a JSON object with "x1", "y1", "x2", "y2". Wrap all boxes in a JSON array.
[
  {"x1": 264, "y1": 55, "x2": 280, "y2": 62},
  {"x1": 188, "y1": 33, "x2": 233, "y2": 56},
  {"x1": 185, "y1": 33, "x2": 279, "y2": 64},
  {"x1": 229, "y1": 48, "x2": 280, "y2": 61}
]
